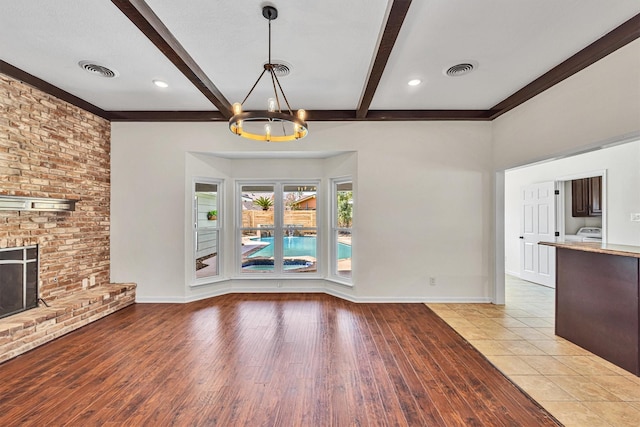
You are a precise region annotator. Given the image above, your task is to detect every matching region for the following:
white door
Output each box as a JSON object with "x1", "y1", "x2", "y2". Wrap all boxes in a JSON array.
[{"x1": 520, "y1": 182, "x2": 556, "y2": 288}]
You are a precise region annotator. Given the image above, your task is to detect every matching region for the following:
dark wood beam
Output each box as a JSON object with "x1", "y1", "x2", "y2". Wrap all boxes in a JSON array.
[
  {"x1": 0, "y1": 61, "x2": 112, "y2": 120},
  {"x1": 364, "y1": 110, "x2": 494, "y2": 121},
  {"x1": 109, "y1": 111, "x2": 226, "y2": 122},
  {"x1": 108, "y1": 109, "x2": 493, "y2": 122},
  {"x1": 489, "y1": 13, "x2": 640, "y2": 120},
  {"x1": 111, "y1": 0, "x2": 233, "y2": 118},
  {"x1": 356, "y1": 0, "x2": 413, "y2": 119}
]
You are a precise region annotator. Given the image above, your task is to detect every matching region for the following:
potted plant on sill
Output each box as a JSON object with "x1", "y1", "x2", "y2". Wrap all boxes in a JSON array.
[
  {"x1": 254, "y1": 196, "x2": 273, "y2": 211},
  {"x1": 207, "y1": 210, "x2": 217, "y2": 220}
]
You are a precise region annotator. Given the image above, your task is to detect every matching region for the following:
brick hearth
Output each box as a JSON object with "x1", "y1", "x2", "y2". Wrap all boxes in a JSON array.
[{"x1": 0, "y1": 283, "x2": 136, "y2": 364}]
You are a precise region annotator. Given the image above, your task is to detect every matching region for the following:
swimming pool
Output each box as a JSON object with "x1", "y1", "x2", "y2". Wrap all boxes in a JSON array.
[{"x1": 248, "y1": 236, "x2": 351, "y2": 259}]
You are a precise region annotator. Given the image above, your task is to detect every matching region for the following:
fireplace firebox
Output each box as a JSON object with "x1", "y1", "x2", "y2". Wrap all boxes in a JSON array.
[{"x1": 0, "y1": 245, "x2": 38, "y2": 319}]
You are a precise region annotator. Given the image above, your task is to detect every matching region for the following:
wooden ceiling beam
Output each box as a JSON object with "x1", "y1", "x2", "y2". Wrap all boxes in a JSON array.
[
  {"x1": 108, "y1": 109, "x2": 493, "y2": 122},
  {"x1": 109, "y1": 111, "x2": 226, "y2": 122},
  {"x1": 356, "y1": 0, "x2": 413, "y2": 119}
]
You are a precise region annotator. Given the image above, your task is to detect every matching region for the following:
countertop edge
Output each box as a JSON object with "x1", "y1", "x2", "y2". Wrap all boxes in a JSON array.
[{"x1": 539, "y1": 241, "x2": 640, "y2": 258}]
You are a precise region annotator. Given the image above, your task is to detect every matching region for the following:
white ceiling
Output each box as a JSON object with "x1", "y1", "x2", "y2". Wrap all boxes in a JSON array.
[{"x1": 1, "y1": 0, "x2": 638, "y2": 114}]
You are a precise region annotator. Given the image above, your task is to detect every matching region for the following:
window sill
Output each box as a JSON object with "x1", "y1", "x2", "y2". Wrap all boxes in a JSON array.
[
  {"x1": 190, "y1": 277, "x2": 231, "y2": 288},
  {"x1": 231, "y1": 274, "x2": 324, "y2": 280},
  {"x1": 326, "y1": 277, "x2": 354, "y2": 287}
]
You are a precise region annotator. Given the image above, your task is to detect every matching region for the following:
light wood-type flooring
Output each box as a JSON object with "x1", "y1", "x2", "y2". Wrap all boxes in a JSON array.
[{"x1": 0, "y1": 293, "x2": 558, "y2": 426}]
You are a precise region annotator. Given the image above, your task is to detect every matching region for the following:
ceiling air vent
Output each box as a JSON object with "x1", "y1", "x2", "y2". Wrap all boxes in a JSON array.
[
  {"x1": 78, "y1": 60, "x2": 119, "y2": 78},
  {"x1": 445, "y1": 62, "x2": 476, "y2": 77},
  {"x1": 265, "y1": 61, "x2": 291, "y2": 77}
]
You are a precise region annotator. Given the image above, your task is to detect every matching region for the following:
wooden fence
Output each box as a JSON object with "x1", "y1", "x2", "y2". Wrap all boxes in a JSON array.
[{"x1": 242, "y1": 210, "x2": 316, "y2": 228}]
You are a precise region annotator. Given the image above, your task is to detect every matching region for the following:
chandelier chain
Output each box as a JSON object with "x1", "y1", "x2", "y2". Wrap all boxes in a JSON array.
[{"x1": 240, "y1": 68, "x2": 267, "y2": 106}]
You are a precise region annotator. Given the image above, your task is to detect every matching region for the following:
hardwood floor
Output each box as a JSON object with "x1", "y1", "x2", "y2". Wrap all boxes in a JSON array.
[{"x1": 0, "y1": 294, "x2": 559, "y2": 426}]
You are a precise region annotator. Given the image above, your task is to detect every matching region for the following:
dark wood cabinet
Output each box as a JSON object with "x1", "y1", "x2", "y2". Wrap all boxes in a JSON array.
[
  {"x1": 589, "y1": 176, "x2": 602, "y2": 215},
  {"x1": 571, "y1": 176, "x2": 602, "y2": 217}
]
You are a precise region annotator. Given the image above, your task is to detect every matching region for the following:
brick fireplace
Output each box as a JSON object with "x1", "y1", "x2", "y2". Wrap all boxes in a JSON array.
[
  {"x1": 0, "y1": 73, "x2": 135, "y2": 363},
  {"x1": 0, "y1": 245, "x2": 38, "y2": 319}
]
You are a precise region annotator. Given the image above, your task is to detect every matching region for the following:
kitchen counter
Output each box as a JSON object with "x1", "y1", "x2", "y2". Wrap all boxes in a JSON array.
[
  {"x1": 542, "y1": 241, "x2": 640, "y2": 376},
  {"x1": 539, "y1": 240, "x2": 640, "y2": 258}
]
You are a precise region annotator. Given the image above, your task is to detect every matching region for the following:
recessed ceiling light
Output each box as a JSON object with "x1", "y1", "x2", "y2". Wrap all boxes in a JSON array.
[
  {"x1": 152, "y1": 79, "x2": 168, "y2": 88},
  {"x1": 407, "y1": 79, "x2": 422, "y2": 86}
]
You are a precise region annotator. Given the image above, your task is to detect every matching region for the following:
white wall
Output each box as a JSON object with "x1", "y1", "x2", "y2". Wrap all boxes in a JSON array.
[
  {"x1": 111, "y1": 121, "x2": 494, "y2": 302},
  {"x1": 495, "y1": 38, "x2": 640, "y2": 279},
  {"x1": 504, "y1": 140, "x2": 640, "y2": 275},
  {"x1": 110, "y1": 34, "x2": 640, "y2": 304}
]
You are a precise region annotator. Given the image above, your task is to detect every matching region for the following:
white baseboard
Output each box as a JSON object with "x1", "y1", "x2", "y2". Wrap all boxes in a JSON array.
[{"x1": 136, "y1": 287, "x2": 493, "y2": 305}]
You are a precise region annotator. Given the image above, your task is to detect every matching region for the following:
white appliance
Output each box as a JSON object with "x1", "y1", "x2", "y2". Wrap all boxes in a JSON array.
[{"x1": 564, "y1": 227, "x2": 602, "y2": 242}]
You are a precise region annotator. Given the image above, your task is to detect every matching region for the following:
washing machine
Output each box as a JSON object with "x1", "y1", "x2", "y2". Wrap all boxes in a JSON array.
[{"x1": 564, "y1": 227, "x2": 602, "y2": 242}]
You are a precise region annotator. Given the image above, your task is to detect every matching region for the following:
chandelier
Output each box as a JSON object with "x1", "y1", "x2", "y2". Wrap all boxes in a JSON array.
[{"x1": 228, "y1": 6, "x2": 308, "y2": 142}]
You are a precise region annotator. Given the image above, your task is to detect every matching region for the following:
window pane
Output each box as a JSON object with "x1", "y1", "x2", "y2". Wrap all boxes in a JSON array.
[
  {"x1": 283, "y1": 184, "x2": 316, "y2": 226},
  {"x1": 195, "y1": 182, "x2": 219, "y2": 280},
  {"x1": 196, "y1": 230, "x2": 218, "y2": 278},
  {"x1": 242, "y1": 185, "x2": 274, "y2": 227},
  {"x1": 197, "y1": 184, "x2": 219, "y2": 224},
  {"x1": 282, "y1": 233, "x2": 317, "y2": 274},
  {"x1": 239, "y1": 182, "x2": 319, "y2": 276},
  {"x1": 336, "y1": 230, "x2": 352, "y2": 278},
  {"x1": 335, "y1": 183, "x2": 353, "y2": 228},
  {"x1": 242, "y1": 233, "x2": 274, "y2": 274}
]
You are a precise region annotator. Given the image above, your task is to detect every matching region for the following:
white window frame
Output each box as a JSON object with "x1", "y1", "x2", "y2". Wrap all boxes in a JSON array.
[
  {"x1": 236, "y1": 180, "x2": 321, "y2": 278},
  {"x1": 329, "y1": 177, "x2": 353, "y2": 286},
  {"x1": 191, "y1": 177, "x2": 224, "y2": 286}
]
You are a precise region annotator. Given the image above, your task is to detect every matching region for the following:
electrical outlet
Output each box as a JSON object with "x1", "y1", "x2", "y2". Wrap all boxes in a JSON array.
[
  {"x1": 429, "y1": 277, "x2": 436, "y2": 286},
  {"x1": 90, "y1": 276, "x2": 95, "y2": 287},
  {"x1": 630, "y1": 213, "x2": 640, "y2": 222},
  {"x1": 82, "y1": 278, "x2": 88, "y2": 289}
]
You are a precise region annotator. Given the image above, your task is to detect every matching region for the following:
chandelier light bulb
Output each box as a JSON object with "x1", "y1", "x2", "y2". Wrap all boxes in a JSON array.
[
  {"x1": 297, "y1": 109, "x2": 306, "y2": 121},
  {"x1": 232, "y1": 102, "x2": 243, "y2": 115},
  {"x1": 267, "y1": 98, "x2": 276, "y2": 112},
  {"x1": 264, "y1": 123, "x2": 271, "y2": 140}
]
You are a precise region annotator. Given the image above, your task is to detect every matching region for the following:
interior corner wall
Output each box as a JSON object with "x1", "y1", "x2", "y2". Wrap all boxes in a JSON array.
[
  {"x1": 493, "y1": 38, "x2": 640, "y2": 278},
  {"x1": 492, "y1": 38, "x2": 640, "y2": 171},
  {"x1": 110, "y1": 121, "x2": 493, "y2": 302}
]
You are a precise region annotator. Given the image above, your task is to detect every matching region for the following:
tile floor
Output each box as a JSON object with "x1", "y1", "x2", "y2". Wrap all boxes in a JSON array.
[{"x1": 427, "y1": 275, "x2": 640, "y2": 427}]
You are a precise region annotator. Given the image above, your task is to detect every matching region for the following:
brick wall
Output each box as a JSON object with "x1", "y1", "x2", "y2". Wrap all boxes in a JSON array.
[{"x1": 0, "y1": 73, "x2": 110, "y2": 300}]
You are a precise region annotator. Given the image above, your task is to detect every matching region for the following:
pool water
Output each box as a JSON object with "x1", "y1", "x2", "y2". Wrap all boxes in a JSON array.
[{"x1": 248, "y1": 236, "x2": 351, "y2": 259}]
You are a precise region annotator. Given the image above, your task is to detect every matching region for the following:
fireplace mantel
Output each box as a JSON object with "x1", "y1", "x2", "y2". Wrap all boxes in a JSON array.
[{"x1": 0, "y1": 195, "x2": 78, "y2": 212}]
